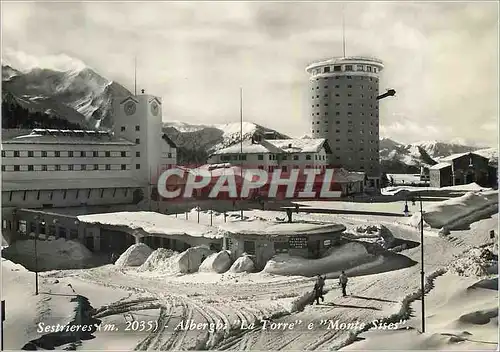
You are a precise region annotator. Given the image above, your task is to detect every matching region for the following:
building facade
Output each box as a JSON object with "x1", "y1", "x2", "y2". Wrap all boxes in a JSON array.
[
  {"x1": 208, "y1": 137, "x2": 332, "y2": 172},
  {"x1": 429, "y1": 152, "x2": 491, "y2": 188},
  {"x1": 305, "y1": 56, "x2": 384, "y2": 188},
  {"x1": 1, "y1": 92, "x2": 177, "y2": 245}
]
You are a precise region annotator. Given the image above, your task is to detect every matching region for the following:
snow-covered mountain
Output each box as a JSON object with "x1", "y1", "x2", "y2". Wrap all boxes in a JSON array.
[
  {"x1": 2, "y1": 64, "x2": 132, "y2": 129},
  {"x1": 163, "y1": 121, "x2": 289, "y2": 154},
  {"x1": 379, "y1": 138, "x2": 490, "y2": 168}
]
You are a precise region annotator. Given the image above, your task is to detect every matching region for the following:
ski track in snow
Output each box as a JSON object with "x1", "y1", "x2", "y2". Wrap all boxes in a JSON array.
[{"x1": 40, "y1": 214, "x2": 497, "y2": 351}]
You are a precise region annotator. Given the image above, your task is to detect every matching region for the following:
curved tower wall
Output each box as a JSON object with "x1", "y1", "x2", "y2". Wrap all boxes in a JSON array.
[{"x1": 306, "y1": 57, "x2": 383, "y2": 185}]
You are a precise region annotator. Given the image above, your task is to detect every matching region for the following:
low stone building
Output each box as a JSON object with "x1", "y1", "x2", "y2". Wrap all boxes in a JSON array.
[
  {"x1": 219, "y1": 220, "x2": 346, "y2": 269},
  {"x1": 429, "y1": 152, "x2": 493, "y2": 188}
]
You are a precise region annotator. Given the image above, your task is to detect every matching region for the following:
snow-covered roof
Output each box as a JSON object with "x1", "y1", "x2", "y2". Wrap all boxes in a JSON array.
[
  {"x1": 267, "y1": 139, "x2": 328, "y2": 153},
  {"x1": 2, "y1": 177, "x2": 144, "y2": 191},
  {"x1": 2, "y1": 129, "x2": 134, "y2": 146},
  {"x1": 211, "y1": 138, "x2": 328, "y2": 155},
  {"x1": 439, "y1": 152, "x2": 489, "y2": 163},
  {"x1": 218, "y1": 220, "x2": 346, "y2": 237},
  {"x1": 429, "y1": 162, "x2": 452, "y2": 170},
  {"x1": 77, "y1": 211, "x2": 222, "y2": 239}
]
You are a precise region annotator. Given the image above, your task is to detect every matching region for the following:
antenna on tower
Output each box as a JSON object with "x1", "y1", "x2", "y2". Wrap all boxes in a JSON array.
[
  {"x1": 342, "y1": 5, "x2": 346, "y2": 57},
  {"x1": 134, "y1": 56, "x2": 137, "y2": 96}
]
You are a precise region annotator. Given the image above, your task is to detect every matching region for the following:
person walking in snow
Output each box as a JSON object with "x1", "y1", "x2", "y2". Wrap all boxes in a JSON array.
[
  {"x1": 339, "y1": 271, "x2": 348, "y2": 297},
  {"x1": 111, "y1": 252, "x2": 118, "y2": 264},
  {"x1": 311, "y1": 275, "x2": 325, "y2": 305}
]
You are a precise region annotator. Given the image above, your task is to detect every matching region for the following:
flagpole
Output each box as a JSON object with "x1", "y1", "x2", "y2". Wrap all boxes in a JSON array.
[{"x1": 240, "y1": 87, "x2": 243, "y2": 220}]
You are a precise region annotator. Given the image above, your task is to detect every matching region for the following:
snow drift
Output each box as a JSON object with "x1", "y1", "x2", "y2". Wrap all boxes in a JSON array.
[
  {"x1": 230, "y1": 255, "x2": 255, "y2": 273},
  {"x1": 177, "y1": 246, "x2": 214, "y2": 273},
  {"x1": 199, "y1": 250, "x2": 232, "y2": 273},
  {"x1": 115, "y1": 243, "x2": 153, "y2": 268},
  {"x1": 137, "y1": 246, "x2": 214, "y2": 274},
  {"x1": 2, "y1": 238, "x2": 92, "y2": 270},
  {"x1": 262, "y1": 242, "x2": 372, "y2": 276},
  {"x1": 408, "y1": 191, "x2": 498, "y2": 230},
  {"x1": 138, "y1": 248, "x2": 177, "y2": 272}
]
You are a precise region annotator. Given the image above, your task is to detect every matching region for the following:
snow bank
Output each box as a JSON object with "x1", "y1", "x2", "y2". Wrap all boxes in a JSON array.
[
  {"x1": 115, "y1": 243, "x2": 153, "y2": 268},
  {"x1": 262, "y1": 242, "x2": 372, "y2": 276},
  {"x1": 343, "y1": 225, "x2": 395, "y2": 249},
  {"x1": 2, "y1": 238, "x2": 92, "y2": 270},
  {"x1": 199, "y1": 250, "x2": 232, "y2": 273},
  {"x1": 449, "y1": 246, "x2": 497, "y2": 277},
  {"x1": 408, "y1": 191, "x2": 498, "y2": 229},
  {"x1": 382, "y1": 182, "x2": 491, "y2": 196},
  {"x1": 177, "y1": 246, "x2": 214, "y2": 273},
  {"x1": 230, "y1": 255, "x2": 255, "y2": 273},
  {"x1": 138, "y1": 248, "x2": 177, "y2": 272}
]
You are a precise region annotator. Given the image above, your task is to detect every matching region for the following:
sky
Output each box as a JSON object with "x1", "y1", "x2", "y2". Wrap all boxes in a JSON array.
[{"x1": 1, "y1": 1, "x2": 498, "y2": 147}]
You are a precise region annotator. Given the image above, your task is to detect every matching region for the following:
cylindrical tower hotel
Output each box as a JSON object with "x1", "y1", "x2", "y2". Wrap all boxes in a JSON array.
[{"x1": 306, "y1": 56, "x2": 383, "y2": 188}]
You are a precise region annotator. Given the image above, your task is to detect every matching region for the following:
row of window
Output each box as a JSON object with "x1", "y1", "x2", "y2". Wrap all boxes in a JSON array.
[
  {"x1": 312, "y1": 102, "x2": 378, "y2": 109},
  {"x1": 4, "y1": 187, "x2": 135, "y2": 203},
  {"x1": 219, "y1": 153, "x2": 327, "y2": 162},
  {"x1": 312, "y1": 112, "x2": 378, "y2": 118},
  {"x1": 2, "y1": 150, "x2": 136, "y2": 158},
  {"x1": 120, "y1": 125, "x2": 141, "y2": 132},
  {"x1": 312, "y1": 84, "x2": 376, "y2": 91},
  {"x1": 311, "y1": 64, "x2": 379, "y2": 75},
  {"x1": 1, "y1": 150, "x2": 175, "y2": 159},
  {"x1": 313, "y1": 120, "x2": 378, "y2": 126},
  {"x1": 2, "y1": 164, "x2": 142, "y2": 172},
  {"x1": 312, "y1": 93, "x2": 377, "y2": 100}
]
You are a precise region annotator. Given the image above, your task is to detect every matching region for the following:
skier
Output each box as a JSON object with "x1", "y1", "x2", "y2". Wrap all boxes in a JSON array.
[{"x1": 339, "y1": 271, "x2": 348, "y2": 297}]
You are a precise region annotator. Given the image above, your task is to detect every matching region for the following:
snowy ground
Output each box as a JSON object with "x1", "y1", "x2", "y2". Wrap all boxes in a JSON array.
[{"x1": 3, "y1": 194, "x2": 498, "y2": 350}]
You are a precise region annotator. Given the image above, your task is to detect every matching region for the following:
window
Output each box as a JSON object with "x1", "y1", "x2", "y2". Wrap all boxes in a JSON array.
[
  {"x1": 55, "y1": 165, "x2": 61, "y2": 171},
  {"x1": 306, "y1": 155, "x2": 312, "y2": 160},
  {"x1": 14, "y1": 165, "x2": 20, "y2": 171},
  {"x1": 357, "y1": 65, "x2": 364, "y2": 71},
  {"x1": 345, "y1": 65, "x2": 353, "y2": 71},
  {"x1": 135, "y1": 138, "x2": 140, "y2": 144},
  {"x1": 1, "y1": 165, "x2": 4, "y2": 172},
  {"x1": 347, "y1": 76, "x2": 352, "y2": 79},
  {"x1": 68, "y1": 151, "x2": 73, "y2": 157},
  {"x1": 105, "y1": 151, "x2": 111, "y2": 157},
  {"x1": 1, "y1": 151, "x2": 5, "y2": 157},
  {"x1": 243, "y1": 240, "x2": 256, "y2": 255},
  {"x1": 335, "y1": 85, "x2": 340, "y2": 88},
  {"x1": 94, "y1": 164, "x2": 99, "y2": 170},
  {"x1": 80, "y1": 151, "x2": 85, "y2": 157},
  {"x1": 168, "y1": 152, "x2": 172, "y2": 158},
  {"x1": 28, "y1": 151, "x2": 34, "y2": 157},
  {"x1": 336, "y1": 112, "x2": 340, "y2": 116},
  {"x1": 93, "y1": 151, "x2": 98, "y2": 157},
  {"x1": 136, "y1": 164, "x2": 140, "y2": 169},
  {"x1": 55, "y1": 151, "x2": 60, "y2": 157},
  {"x1": 42, "y1": 165, "x2": 47, "y2": 171},
  {"x1": 347, "y1": 85, "x2": 352, "y2": 88},
  {"x1": 121, "y1": 164, "x2": 126, "y2": 170},
  {"x1": 323, "y1": 66, "x2": 330, "y2": 73},
  {"x1": 334, "y1": 65, "x2": 341, "y2": 72},
  {"x1": 121, "y1": 151, "x2": 126, "y2": 157},
  {"x1": 324, "y1": 86, "x2": 328, "y2": 89},
  {"x1": 28, "y1": 165, "x2": 34, "y2": 171},
  {"x1": 136, "y1": 151, "x2": 140, "y2": 157},
  {"x1": 68, "y1": 164, "x2": 74, "y2": 171},
  {"x1": 42, "y1": 151, "x2": 48, "y2": 157},
  {"x1": 293, "y1": 155, "x2": 299, "y2": 160},
  {"x1": 106, "y1": 164, "x2": 111, "y2": 170},
  {"x1": 14, "y1": 151, "x2": 19, "y2": 157},
  {"x1": 367, "y1": 66, "x2": 372, "y2": 72},
  {"x1": 324, "y1": 103, "x2": 328, "y2": 107},
  {"x1": 258, "y1": 154, "x2": 264, "y2": 160},
  {"x1": 121, "y1": 126, "x2": 126, "y2": 132},
  {"x1": 135, "y1": 125, "x2": 140, "y2": 131},
  {"x1": 81, "y1": 164, "x2": 86, "y2": 170}
]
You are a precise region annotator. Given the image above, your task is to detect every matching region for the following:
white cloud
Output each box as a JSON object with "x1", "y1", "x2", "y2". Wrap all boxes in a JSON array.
[{"x1": 2, "y1": 48, "x2": 87, "y2": 73}]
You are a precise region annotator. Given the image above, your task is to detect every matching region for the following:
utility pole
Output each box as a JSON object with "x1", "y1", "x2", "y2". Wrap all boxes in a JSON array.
[
  {"x1": 419, "y1": 193, "x2": 425, "y2": 333},
  {"x1": 34, "y1": 215, "x2": 41, "y2": 295},
  {"x1": 240, "y1": 87, "x2": 244, "y2": 220}
]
